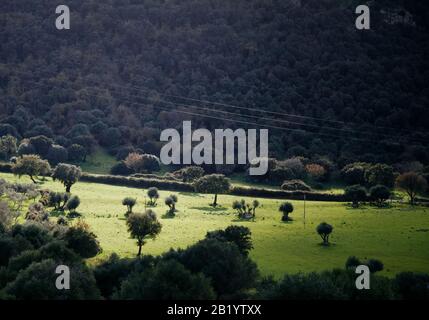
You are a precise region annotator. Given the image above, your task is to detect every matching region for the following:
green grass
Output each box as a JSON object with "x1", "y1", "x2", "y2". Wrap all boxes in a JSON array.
[
  {"x1": 77, "y1": 147, "x2": 117, "y2": 174},
  {"x1": 1, "y1": 172, "x2": 429, "y2": 279}
]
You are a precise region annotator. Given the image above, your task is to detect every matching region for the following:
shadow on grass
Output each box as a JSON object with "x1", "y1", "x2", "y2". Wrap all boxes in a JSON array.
[
  {"x1": 68, "y1": 211, "x2": 82, "y2": 218},
  {"x1": 317, "y1": 243, "x2": 336, "y2": 248},
  {"x1": 161, "y1": 213, "x2": 176, "y2": 219},
  {"x1": 179, "y1": 192, "x2": 204, "y2": 198},
  {"x1": 231, "y1": 218, "x2": 255, "y2": 223},
  {"x1": 190, "y1": 206, "x2": 227, "y2": 212},
  {"x1": 49, "y1": 209, "x2": 65, "y2": 217}
]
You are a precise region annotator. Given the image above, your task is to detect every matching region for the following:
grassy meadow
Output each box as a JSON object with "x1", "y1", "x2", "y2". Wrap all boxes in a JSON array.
[{"x1": 1, "y1": 172, "x2": 429, "y2": 279}]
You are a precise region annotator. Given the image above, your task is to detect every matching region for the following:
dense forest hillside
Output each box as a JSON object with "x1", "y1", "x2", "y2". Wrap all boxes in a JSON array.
[{"x1": 1, "y1": 0, "x2": 429, "y2": 172}]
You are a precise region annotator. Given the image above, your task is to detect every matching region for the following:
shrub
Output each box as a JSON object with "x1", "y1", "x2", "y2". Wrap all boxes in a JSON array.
[
  {"x1": 393, "y1": 272, "x2": 429, "y2": 300},
  {"x1": 4, "y1": 259, "x2": 101, "y2": 299},
  {"x1": 63, "y1": 221, "x2": 101, "y2": 258},
  {"x1": 369, "y1": 185, "x2": 391, "y2": 207},
  {"x1": 367, "y1": 259, "x2": 384, "y2": 273},
  {"x1": 67, "y1": 144, "x2": 87, "y2": 162},
  {"x1": 122, "y1": 197, "x2": 137, "y2": 215},
  {"x1": 175, "y1": 166, "x2": 205, "y2": 182},
  {"x1": 206, "y1": 226, "x2": 253, "y2": 256},
  {"x1": 279, "y1": 202, "x2": 294, "y2": 222},
  {"x1": 110, "y1": 161, "x2": 133, "y2": 175},
  {"x1": 232, "y1": 199, "x2": 259, "y2": 220},
  {"x1": 172, "y1": 238, "x2": 259, "y2": 298},
  {"x1": 306, "y1": 164, "x2": 327, "y2": 182},
  {"x1": 341, "y1": 162, "x2": 369, "y2": 185},
  {"x1": 147, "y1": 187, "x2": 159, "y2": 206},
  {"x1": 124, "y1": 153, "x2": 160, "y2": 173},
  {"x1": 46, "y1": 145, "x2": 68, "y2": 165},
  {"x1": 345, "y1": 256, "x2": 361, "y2": 269},
  {"x1": 115, "y1": 259, "x2": 215, "y2": 300},
  {"x1": 165, "y1": 195, "x2": 178, "y2": 216},
  {"x1": 25, "y1": 203, "x2": 49, "y2": 222},
  {"x1": 281, "y1": 179, "x2": 311, "y2": 191},
  {"x1": 344, "y1": 185, "x2": 367, "y2": 207},
  {"x1": 65, "y1": 196, "x2": 81, "y2": 214}
]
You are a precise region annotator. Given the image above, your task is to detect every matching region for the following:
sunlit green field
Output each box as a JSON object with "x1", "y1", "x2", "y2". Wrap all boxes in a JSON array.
[{"x1": 1, "y1": 172, "x2": 429, "y2": 278}]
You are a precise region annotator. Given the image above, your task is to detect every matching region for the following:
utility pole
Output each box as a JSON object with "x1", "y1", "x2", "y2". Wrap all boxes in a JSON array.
[{"x1": 303, "y1": 193, "x2": 306, "y2": 229}]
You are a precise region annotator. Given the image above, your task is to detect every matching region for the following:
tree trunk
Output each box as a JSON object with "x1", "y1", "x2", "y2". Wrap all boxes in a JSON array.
[
  {"x1": 29, "y1": 175, "x2": 36, "y2": 184},
  {"x1": 213, "y1": 194, "x2": 218, "y2": 207},
  {"x1": 137, "y1": 244, "x2": 142, "y2": 257},
  {"x1": 66, "y1": 184, "x2": 71, "y2": 193}
]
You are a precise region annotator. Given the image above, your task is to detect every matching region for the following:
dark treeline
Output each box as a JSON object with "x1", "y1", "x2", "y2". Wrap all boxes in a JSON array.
[{"x1": 0, "y1": 0, "x2": 429, "y2": 169}]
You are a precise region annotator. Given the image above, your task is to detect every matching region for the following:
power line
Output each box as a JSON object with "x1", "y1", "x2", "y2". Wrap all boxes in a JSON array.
[
  {"x1": 6, "y1": 68, "x2": 429, "y2": 139},
  {"x1": 100, "y1": 81, "x2": 428, "y2": 143},
  {"x1": 12, "y1": 78, "x2": 429, "y2": 147}
]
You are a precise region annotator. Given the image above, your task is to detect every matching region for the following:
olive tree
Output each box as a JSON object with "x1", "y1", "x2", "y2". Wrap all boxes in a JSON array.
[
  {"x1": 279, "y1": 202, "x2": 294, "y2": 222},
  {"x1": 344, "y1": 185, "x2": 367, "y2": 208},
  {"x1": 194, "y1": 174, "x2": 231, "y2": 207},
  {"x1": 122, "y1": 197, "x2": 137, "y2": 215},
  {"x1": 396, "y1": 172, "x2": 428, "y2": 205},
  {"x1": 147, "y1": 187, "x2": 159, "y2": 206},
  {"x1": 12, "y1": 154, "x2": 51, "y2": 183},
  {"x1": 165, "y1": 194, "x2": 178, "y2": 216},
  {"x1": 126, "y1": 209, "x2": 162, "y2": 256},
  {"x1": 316, "y1": 222, "x2": 333, "y2": 246},
  {"x1": 52, "y1": 163, "x2": 82, "y2": 193}
]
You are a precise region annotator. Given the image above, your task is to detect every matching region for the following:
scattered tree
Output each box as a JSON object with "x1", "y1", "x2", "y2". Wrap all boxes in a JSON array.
[
  {"x1": 194, "y1": 174, "x2": 231, "y2": 207},
  {"x1": 147, "y1": 187, "x2": 159, "y2": 206},
  {"x1": 344, "y1": 185, "x2": 367, "y2": 208},
  {"x1": 279, "y1": 202, "x2": 294, "y2": 222},
  {"x1": 396, "y1": 172, "x2": 428, "y2": 205},
  {"x1": 122, "y1": 197, "x2": 137, "y2": 215},
  {"x1": 369, "y1": 185, "x2": 391, "y2": 207},
  {"x1": 165, "y1": 194, "x2": 178, "y2": 216},
  {"x1": 126, "y1": 210, "x2": 162, "y2": 256},
  {"x1": 52, "y1": 163, "x2": 82, "y2": 193},
  {"x1": 316, "y1": 222, "x2": 333, "y2": 246},
  {"x1": 12, "y1": 155, "x2": 51, "y2": 183}
]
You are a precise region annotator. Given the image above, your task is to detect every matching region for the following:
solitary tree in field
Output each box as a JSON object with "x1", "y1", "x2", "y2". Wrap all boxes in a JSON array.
[
  {"x1": 147, "y1": 187, "x2": 159, "y2": 206},
  {"x1": 194, "y1": 174, "x2": 231, "y2": 207},
  {"x1": 344, "y1": 185, "x2": 367, "y2": 208},
  {"x1": 122, "y1": 197, "x2": 137, "y2": 215},
  {"x1": 396, "y1": 172, "x2": 428, "y2": 205},
  {"x1": 316, "y1": 222, "x2": 333, "y2": 246},
  {"x1": 165, "y1": 194, "x2": 178, "y2": 216},
  {"x1": 52, "y1": 163, "x2": 82, "y2": 193},
  {"x1": 12, "y1": 154, "x2": 51, "y2": 183},
  {"x1": 279, "y1": 202, "x2": 294, "y2": 222},
  {"x1": 126, "y1": 209, "x2": 162, "y2": 256}
]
